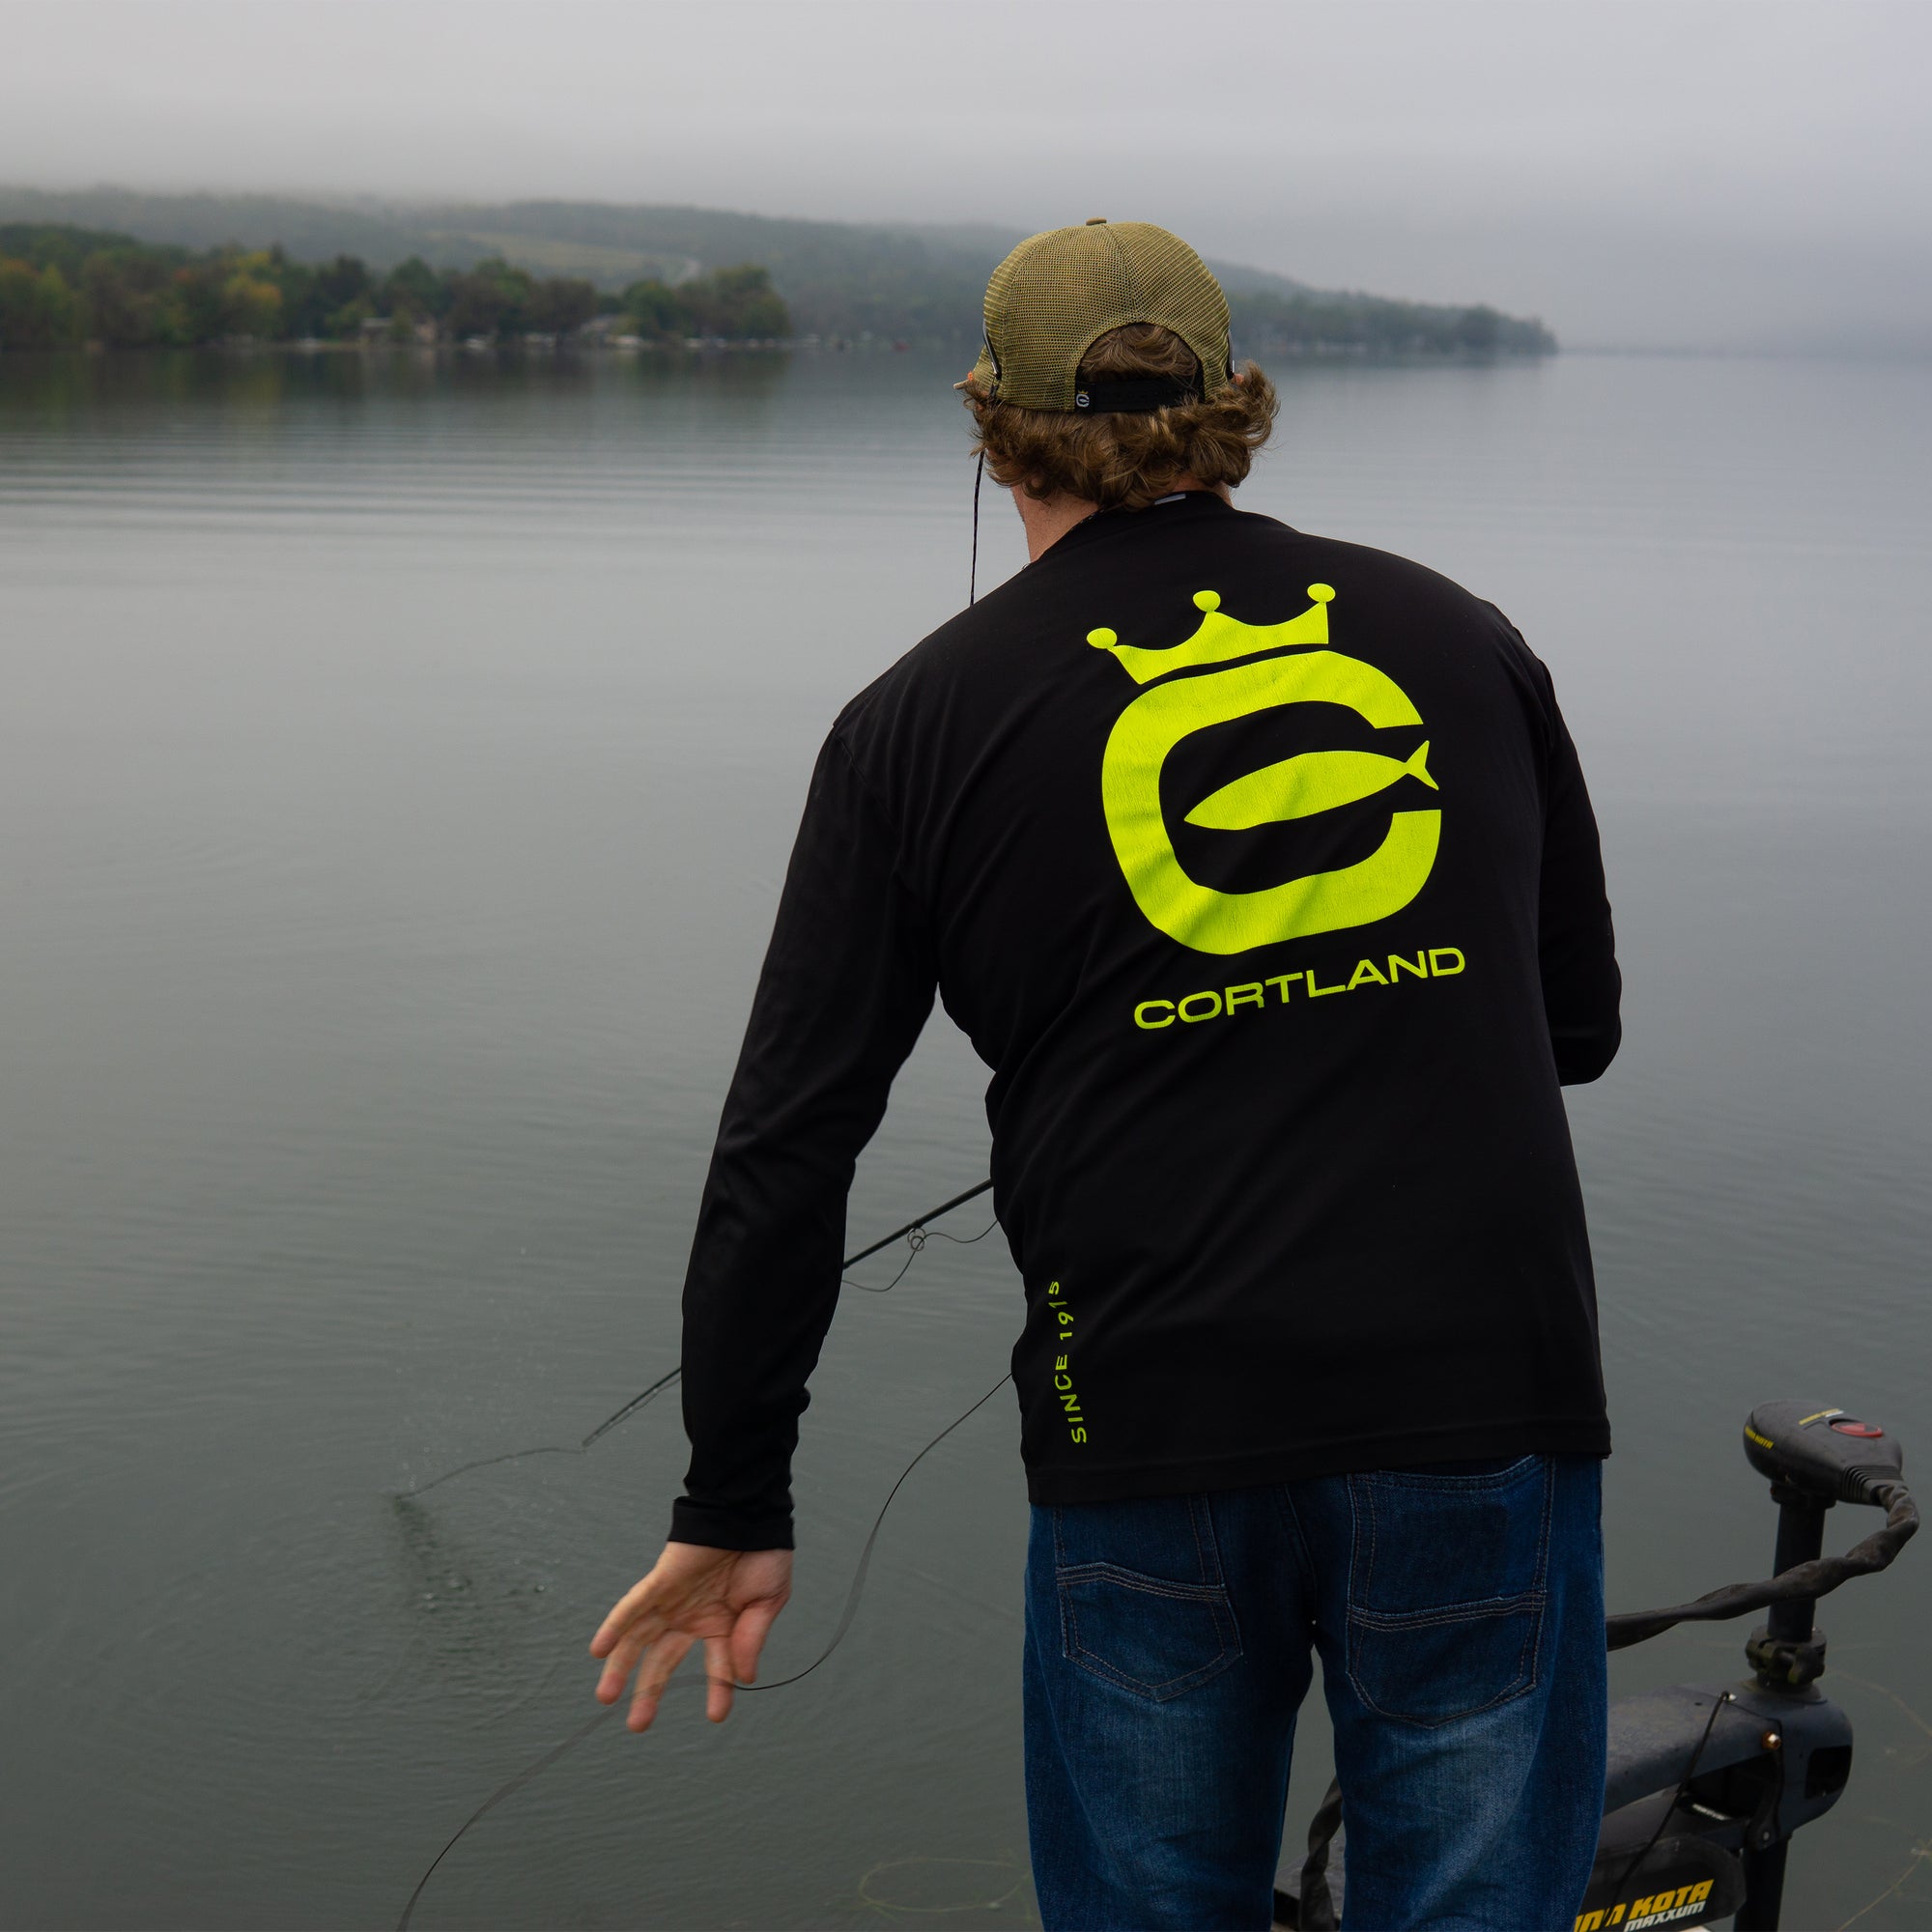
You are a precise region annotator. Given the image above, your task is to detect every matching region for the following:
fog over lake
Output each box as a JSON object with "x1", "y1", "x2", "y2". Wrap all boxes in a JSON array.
[
  {"x1": 1, "y1": 346, "x2": 1929, "y2": 1929},
  {"x1": 4, "y1": 0, "x2": 1930, "y2": 353}
]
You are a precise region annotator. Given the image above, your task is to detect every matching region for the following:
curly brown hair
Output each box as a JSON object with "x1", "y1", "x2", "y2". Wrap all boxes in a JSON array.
[{"x1": 962, "y1": 324, "x2": 1276, "y2": 512}]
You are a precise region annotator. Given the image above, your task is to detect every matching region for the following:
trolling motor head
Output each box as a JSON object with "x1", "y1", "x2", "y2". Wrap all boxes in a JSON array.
[
  {"x1": 1738, "y1": 1402, "x2": 1908, "y2": 1695},
  {"x1": 1743, "y1": 1401, "x2": 1904, "y2": 1506},
  {"x1": 1606, "y1": 1404, "x2": 1915, "y2": 1660}
]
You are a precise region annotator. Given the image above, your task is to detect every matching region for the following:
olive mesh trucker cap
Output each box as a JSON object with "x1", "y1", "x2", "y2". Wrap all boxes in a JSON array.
[{"x1": 965, "y1": 218, "x2": 1233, "y2": 412}]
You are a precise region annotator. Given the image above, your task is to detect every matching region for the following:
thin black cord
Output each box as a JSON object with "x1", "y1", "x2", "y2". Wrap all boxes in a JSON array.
[
  {"x1": 969, "y1": 449, "x2": 984, "y2": 605},
  {"x1": 1603, "y1": 1689, "x2": 1731, "y2": 1909},
  {"x1": 739, "y1": 1373, "x2": 1010, "y2": 1691},
  {"x1": 395, "y1": 1373, "x2": 1012, "y2": 1930}
]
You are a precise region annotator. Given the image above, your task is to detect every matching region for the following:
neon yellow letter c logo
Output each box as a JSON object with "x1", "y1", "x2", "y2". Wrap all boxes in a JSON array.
[{"x1": 1099, "y1": 646, "x2": 1441, "y2": 956}]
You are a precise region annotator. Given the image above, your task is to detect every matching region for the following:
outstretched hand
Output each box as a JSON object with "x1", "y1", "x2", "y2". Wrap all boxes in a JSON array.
[{"x1": 589, "y1": 1541, "x2": 793, "y2": 1731}]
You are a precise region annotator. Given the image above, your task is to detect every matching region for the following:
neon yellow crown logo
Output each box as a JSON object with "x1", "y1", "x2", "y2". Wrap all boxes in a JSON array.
[{"x1": 1089, "y1": 585, "x2": 1441, "y2": 955}]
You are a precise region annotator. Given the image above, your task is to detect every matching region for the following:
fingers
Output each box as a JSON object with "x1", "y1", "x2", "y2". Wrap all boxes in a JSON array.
[
  {"x1": 729, "y1": 1594, "x2": 786, "y2": 1687},
  {"x1": 588, "y1": 1545, "x2": 785, "y2": 1731},
  {"x1": 594, "y1": 1610, "x2": 669, "y2": 1705},
  {"x1": 703, "y1": 1636, "x2": 734, "y2": 1723},
  {"x1": 628, "y1": 1631, "x2": 695, "y2": 1732},
  {"x1": 591, "y1": 1543, "x2": 739, "y2": 1660},
  {"x1": 590, "y1": 1576, "x2": 666, "y2": 1660}
]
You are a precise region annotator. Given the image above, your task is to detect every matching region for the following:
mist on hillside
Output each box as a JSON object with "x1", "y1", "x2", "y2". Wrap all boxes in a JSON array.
[{"x1": 0, "y1": 0, "x2": 1927, "y2": 355}]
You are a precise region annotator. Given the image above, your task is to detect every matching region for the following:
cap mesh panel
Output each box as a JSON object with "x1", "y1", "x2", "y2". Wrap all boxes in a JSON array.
[{"x1": 967, "y1": 221, "x2": 1232, "y2": 412}]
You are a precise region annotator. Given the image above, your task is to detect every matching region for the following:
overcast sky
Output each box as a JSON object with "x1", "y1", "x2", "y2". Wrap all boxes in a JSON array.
[{"x1": 3, "y1": 0, "x2": 1927, "y2": 352}]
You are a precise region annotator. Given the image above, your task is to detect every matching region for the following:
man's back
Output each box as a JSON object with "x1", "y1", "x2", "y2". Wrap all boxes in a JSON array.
[
  {"x1": 596, "y1": 224, "x2": 1620, "y2": 1932},
  {"x1": 677, "y1": 490, "x2": 1619, "y2": 1540}
]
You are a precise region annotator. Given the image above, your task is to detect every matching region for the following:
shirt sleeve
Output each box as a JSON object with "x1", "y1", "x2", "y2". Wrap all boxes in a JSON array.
[
  {"x1": 669, "y1": 726, "x2": 938, "y2": 1550},
  {"x1": 1534, "y1": 666, "x2": 1623, "y2": 1086}
]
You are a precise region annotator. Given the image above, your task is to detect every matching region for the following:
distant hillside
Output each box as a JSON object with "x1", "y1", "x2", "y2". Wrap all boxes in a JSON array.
[{"x1": 0, "y1": 186, "x2": 1556, "y2": 355}]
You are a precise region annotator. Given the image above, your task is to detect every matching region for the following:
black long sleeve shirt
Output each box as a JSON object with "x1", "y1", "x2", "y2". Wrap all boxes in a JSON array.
[{"x1": 670, "y1": 494, "x2": 1620, "y2": 1550}]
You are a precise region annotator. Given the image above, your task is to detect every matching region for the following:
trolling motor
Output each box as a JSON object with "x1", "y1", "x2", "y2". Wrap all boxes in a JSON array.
[{"x1": 1276, "y1": 1402, "x2": 1917, "y2": 1932}]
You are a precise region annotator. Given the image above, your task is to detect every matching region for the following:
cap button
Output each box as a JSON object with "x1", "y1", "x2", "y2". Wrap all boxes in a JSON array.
[{"x1": 1085, "y1": 216, "x2": 1107, "y2": 226}]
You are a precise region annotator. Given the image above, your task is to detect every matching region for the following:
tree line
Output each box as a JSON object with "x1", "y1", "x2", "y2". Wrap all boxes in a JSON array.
[
  {"x1": 0, "y1": 218, "x2": 1549, "y2": 359},
  {"x1": 0, "y1": 225, "x2": 792, "y2": 350},
  {"x1": 1232, "y1": 289, "x2": 1555, "y2": 356}
]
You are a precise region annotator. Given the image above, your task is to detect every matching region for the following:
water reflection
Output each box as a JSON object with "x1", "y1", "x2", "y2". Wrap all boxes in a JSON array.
[{"x1": 0, "y1": 347, "x2": 1928, "y2": 1930}]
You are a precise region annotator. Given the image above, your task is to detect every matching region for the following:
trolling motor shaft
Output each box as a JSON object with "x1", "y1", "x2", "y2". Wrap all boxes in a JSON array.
[
  {"x1": 1746, "y1": 1487, "x2": 1831, "y2": 1690},
  {"x1": 1731, "y1": 1404, "x2": 1905, "y2": 1927},
  {"x1": 1741, "y1": 1401, "x2": 1906, "y2": 1691}
]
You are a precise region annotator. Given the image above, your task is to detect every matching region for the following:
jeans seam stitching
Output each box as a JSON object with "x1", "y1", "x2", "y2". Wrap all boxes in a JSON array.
[
  {"x1": 1348, "y1": 1469, "x2": 1376, "y2": 1616},
  {"x1": 1344, "y1": 1459, "x2": 1554, "y2": 1721},
  {"x1": 1050, "y1": 1500, "x2": 1243, "y2": 1700},
  {"x1": 1534, "y1": 1456, "x2": 1555, "y2": 1597},
  {"x1": 1189, "y1": 1493, "x2": 1217, "y2": 1589},
  {"x1": 1057, "y1": 1568, "x2": 1229, "y2": 1603},
  {"x1": 1353, "y1": 1671, "x2": 1538, "y2": 1727},
  {"x1": 1061, "y1": 1642, "x2": 1236, "y2": 1701},
  {"x1": 1526, "y1": 1456, "x2": 1555, "y2": 1690},
  {"x1": 1349, "y1": 1589, "x2": 1547, "y2": 1631},
  {"x1": 1058, "y1": 1586, "x2": 1241, "y2": 1700},
  {"x1": 1274, "y1": 1484, "x2": 1317, "y2": 1593},
  {"x1": 1052, "y1": 1508, "x2": 1076, "y2": 1672},
  {"x1": 1369, "y1": 1456, "x2": 1545, "y2": 1492}
]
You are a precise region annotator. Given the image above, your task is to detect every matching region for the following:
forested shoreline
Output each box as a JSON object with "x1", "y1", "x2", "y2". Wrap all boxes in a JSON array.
[
  {"x1": 0, "y1": 225, "x2": 789, "y2": 350},
  {"x1": 0, "y1": 213, "x2": 1555, "y2": 358}
]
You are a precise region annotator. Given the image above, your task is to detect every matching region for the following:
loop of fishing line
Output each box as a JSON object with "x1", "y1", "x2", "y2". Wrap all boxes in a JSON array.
[
  {"x1": 392, "y1": 1179, "x2": 1002, "y2": 1928},
  {"x1": 396, "y1": 1372, "x2": 1013, "y2": 1931},
  {"x1": 857, "y1": 1853, "x2": 1028, "y2": 1918},
  {"x1": 842, "y1": 1217, "x2": 998, "y2": 1294}
]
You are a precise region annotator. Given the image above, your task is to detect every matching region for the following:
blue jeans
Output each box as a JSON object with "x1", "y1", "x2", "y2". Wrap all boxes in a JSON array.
[{"x1": 1023, "y1": 1457, "x2": 1605, "y2": 1931}]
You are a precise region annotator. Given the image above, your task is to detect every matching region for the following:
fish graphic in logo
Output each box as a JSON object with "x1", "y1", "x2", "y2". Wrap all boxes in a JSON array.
[
  {"x1": 1187, "y1": 741, "x2": 1437, "y2": 830},
  {"x1": 1090, "y1": 585, "x2": 1441, "y2": 954}
]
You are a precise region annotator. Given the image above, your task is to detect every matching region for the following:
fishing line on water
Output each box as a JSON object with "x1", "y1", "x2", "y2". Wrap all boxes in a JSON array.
[
  {"x1": 396, "y1": 1368, "x2": 686, "y2": 1499},
  {"x1": 396, "y1": 1372, "x2": 1014, "y2": 1931},
  {"x1": 392, "y1": 1179, "x2": 1003, "y2": 1925},
  {"x1": 396, "y1": 1180, "x2": 994, "y2": 1497}
]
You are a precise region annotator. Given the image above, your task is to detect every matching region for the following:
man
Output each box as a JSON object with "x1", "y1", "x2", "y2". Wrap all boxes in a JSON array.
[{"x1": 591, "y1": 220, "x2": 1621, "y2": 1931}]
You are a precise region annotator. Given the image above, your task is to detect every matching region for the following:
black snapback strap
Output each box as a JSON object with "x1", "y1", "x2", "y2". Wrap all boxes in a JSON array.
[{"x1": 1071, "y1": 377, "x2": 1203, "y2": 414}]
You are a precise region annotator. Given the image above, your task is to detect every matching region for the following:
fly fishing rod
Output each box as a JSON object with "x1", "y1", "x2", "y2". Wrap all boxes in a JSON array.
[{"x1": 396, "y1": 1179, "x2": 994, "y2": 1499}]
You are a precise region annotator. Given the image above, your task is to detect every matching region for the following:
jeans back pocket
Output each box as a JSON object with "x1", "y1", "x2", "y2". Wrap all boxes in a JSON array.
[
  {"x1": 1345, "y1": 1455, "x2": 1552, "y2": 1726},
  {"x1": 1054, "y1": 1493, "x2": 1242, "y2": 1703}
]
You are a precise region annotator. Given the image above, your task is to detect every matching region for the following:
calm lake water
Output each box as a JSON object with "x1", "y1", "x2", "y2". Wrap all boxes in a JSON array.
[{"x1": 2, "y1": 346, "x2": 1929, "y2": 1931}]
